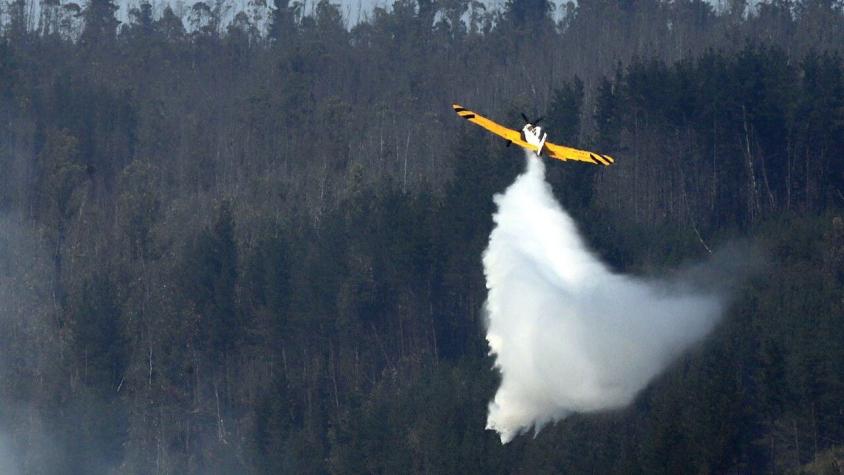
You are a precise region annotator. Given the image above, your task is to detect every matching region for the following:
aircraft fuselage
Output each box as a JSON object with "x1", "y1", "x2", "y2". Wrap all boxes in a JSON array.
[{"x1": 521, "y1": 124, "x2": 548, "y2": 156}]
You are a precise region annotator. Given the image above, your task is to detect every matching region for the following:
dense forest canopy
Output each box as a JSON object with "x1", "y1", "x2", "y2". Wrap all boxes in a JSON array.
[{"x1": 0, "y1": 0, "x2": 842, "y2": 472}]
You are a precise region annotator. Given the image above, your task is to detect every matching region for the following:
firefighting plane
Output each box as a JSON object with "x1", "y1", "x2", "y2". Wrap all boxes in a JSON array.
[{"x1": 452, "y1": 104, "x2": 615, "y2": 166}]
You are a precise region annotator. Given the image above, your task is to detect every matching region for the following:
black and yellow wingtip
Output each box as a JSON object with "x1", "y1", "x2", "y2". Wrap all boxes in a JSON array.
[
  {"x1": 452, "y1": 104, "x2": 475, "y2": 119},
  {"x1": 588, "y1": 153, "x2": 615, "y2": 166}
]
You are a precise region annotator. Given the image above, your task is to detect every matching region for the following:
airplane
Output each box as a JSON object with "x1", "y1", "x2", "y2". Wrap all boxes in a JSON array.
[{"x1": 452, "y1": 103, "x2": 615, "y2": 166}]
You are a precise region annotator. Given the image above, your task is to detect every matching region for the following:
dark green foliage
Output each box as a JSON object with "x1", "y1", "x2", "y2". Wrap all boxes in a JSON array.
[
  {"x1": 595, "y1": 71, "x2": 624, "y2": 150},
  {"x1": 62, "y1": 274, "x2": 129, "y2": 473},
  {"x1": 545, "y1": 77, "x2": 599, "y2": 221},
  {"x1": 0, "y1": 2, "x2": 842, "y2": 474},
  {"x1": 72, "y1": 274, "x2": 126, "y2": 390},
  {"x1": 244, "y1": 231, "x2": 291, "y2": 326},
  {"x1": 503, "y1": 0, "x2": 554, "y2": 29},
  {"x1": 183, "y1": 201, "x2": 242, "y2": 358},
  {"x1": 547, "y1": 76, "x2": 584, "y2": 145},
  {"x1": 268, "y1": 0, "x2": 299, "y2": 44},
  {"x1": 80, "y1": 0, "x2": 119, "y2": 48},
  {"x1": 590, "y1": 45, "x2": 844, "y2": 232}
]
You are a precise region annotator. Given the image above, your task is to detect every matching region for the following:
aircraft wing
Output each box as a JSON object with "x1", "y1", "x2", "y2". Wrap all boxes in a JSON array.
[
  {"x1": 452, "y1": 104, "x2": 540, "y2": 153},
  {"x1": 453, "y1": 103, "x2": 615, "y2": 166},
  {"x1": 544, "y1": 142, "x2": 615, "y2": 167}
]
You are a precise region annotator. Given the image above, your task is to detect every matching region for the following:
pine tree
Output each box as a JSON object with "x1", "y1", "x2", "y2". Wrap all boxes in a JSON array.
[{"x1": 79, "y1": 0, "x2": 119, "y2": 48}]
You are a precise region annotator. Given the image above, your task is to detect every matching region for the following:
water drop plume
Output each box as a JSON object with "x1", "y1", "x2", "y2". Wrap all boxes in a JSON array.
[{"x1": 484, "y1": 153, "x2": 730, "y2": 443}]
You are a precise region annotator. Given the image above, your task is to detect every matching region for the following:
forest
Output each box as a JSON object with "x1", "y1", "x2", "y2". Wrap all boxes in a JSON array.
[{"x1": 0, "y1": 0, "x2": 842, "y2": 471}]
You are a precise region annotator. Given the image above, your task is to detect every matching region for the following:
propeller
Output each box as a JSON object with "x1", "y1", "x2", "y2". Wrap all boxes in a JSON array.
[{"x1": 520, "y1": 112, "x2": 544, "y2": 126}]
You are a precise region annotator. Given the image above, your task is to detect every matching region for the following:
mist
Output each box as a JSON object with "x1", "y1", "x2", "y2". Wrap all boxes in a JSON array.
[
  {"x1": 0, "y1": 214, "x2": 61, "y2": 474},
  {"x1": 483, "y1": 153, "x2": 739, "y2": 444},
  {"x1": 0, "y1": 431, "x2": 20, "y2": 475}
]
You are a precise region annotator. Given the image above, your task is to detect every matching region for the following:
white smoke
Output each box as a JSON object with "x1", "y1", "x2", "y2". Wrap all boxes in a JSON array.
[
  {"x1": 484, "y1": 153, "x2": 729, "y2": 444},
  {"x1": 0, "y1": 431, "x2": 20, "y2": 475},
  {"x1": 0, "y1": 214, "x2": 54, "y2": 474}
]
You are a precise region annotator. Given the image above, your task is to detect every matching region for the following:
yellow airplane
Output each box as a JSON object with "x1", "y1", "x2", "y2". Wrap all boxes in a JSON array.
[{"x1": 452, "y1": 104, "x2": 615, "y2": 166}]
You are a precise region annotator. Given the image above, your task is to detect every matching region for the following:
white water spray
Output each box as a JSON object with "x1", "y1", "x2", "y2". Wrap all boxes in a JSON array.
[{"x1": 483, "y1": 153, "x2": 727, "y2": 444}]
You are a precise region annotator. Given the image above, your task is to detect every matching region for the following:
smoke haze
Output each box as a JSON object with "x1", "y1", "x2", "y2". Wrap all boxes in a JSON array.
[
  {"x1": 0, "y1": 215, "x2": 58, "y2": 475},
  {"x1": 483, "y1": 153, "x2": 733, "y2": 444}
]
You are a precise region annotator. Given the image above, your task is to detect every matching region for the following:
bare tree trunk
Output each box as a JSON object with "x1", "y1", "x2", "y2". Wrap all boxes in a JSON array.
[
  {"x1": 430, "y1": 301, "x2": 438, "y2": 364},
  {"x1": 679, "y1": 165, "x2": 713, "y2": 254},
  {"x1": 811, "y1": 403, "x2": 818, "y2": 463},
  {"x1": 757, "y1": 149, "x2": 776, "y2": 210},
  {"x1": 712, "y1": 115, "x2": 718, "y2": 214},
  {"x1": 742, "y1": 106, "x2": 761, "y2": 222},
  {"x1": 148, "y1": 344, "x2": 153, "y2": 390},
  {"x1": 282, "y1": 345, "x2": 288, "y2": 379},
  {"x1": 786, "y1": 141, "x2": 793, "y2": 210},
  {"x1": 186, "y1": 418, "x2": 192, "y2": 469},
  {"x1": 805, "y1": 149, "x2": 811, "y2": 211},
  {"x1": 329, "y1": 340, "x2": 340, "y2": 410},
  {"x1": 402, "y1": 131, "x2": 411, "y2": 193},
  {"x1": 215, "y1": 381, "x2": 226, "y2": 442},
  {"x1": 370, "y1": 322, "x2": 395, "y2": 372},
  {"x1": 157, "y1": 406, "x2": 164, "y2": 473},
  {"x1": 769, "y1": 427, "x2": 775, "y2": 475}
]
